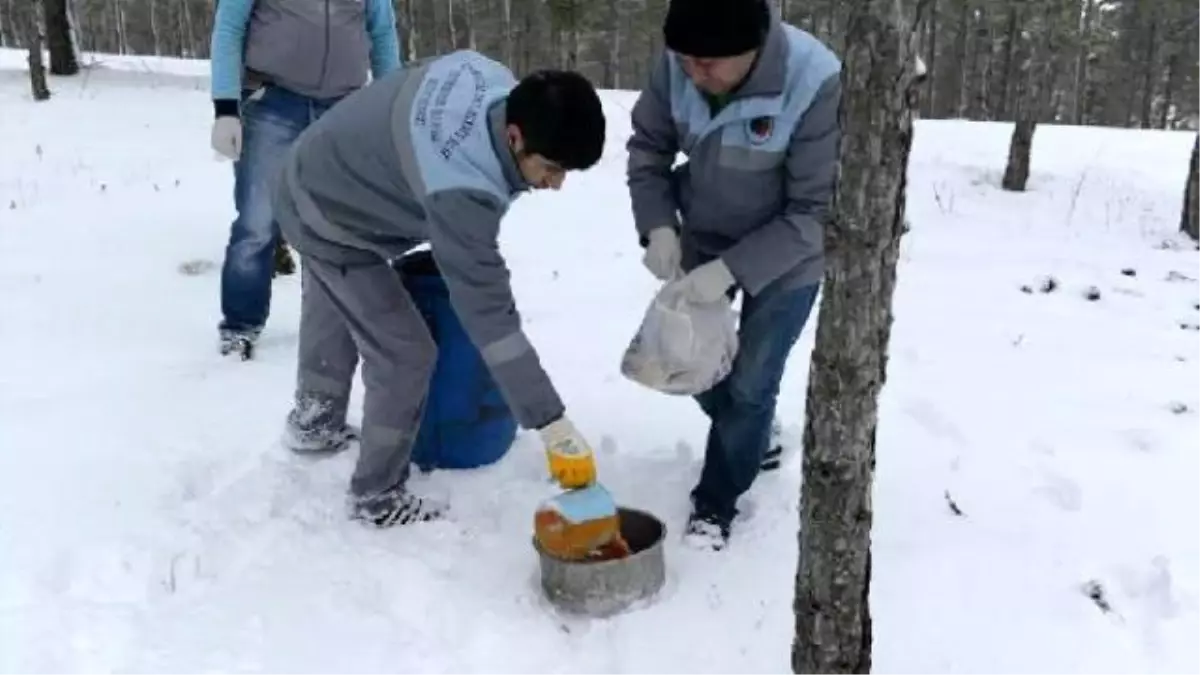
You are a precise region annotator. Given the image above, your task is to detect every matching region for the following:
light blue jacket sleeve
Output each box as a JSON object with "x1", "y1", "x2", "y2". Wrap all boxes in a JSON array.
[
  {"x1": 209, "y1": 0, "x2": 254, "y2": 101},
  {"x1": 366, "y1": 0, "x2": 402, "y2": 77}
]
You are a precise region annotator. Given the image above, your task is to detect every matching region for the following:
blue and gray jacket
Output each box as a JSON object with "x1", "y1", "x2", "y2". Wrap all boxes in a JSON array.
[
  {"x1": 626, "y1": 18, "x2": 842, "y2": 296},
  {"x1": 272, "y1": 50, "x2": 565, "y2": 431},
  {"x1": 209, "y1": 0, "x2": 401, "y2": 116}
]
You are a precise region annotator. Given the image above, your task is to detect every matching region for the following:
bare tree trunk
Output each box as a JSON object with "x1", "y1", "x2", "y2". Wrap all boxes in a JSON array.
[
  {"x1": 463, "y1": 0, "x2": 476, "y2": 51},
  {"x1": 791, "y1": 0, "x2": 925, "y2": 671},
  {"x1": 21, "y1": 0, "x2": 51, "y2": 100},
  {"x1": 43, "y1": 0, "x2": 79, "y2": 74},
  {"x1": 180, "y1": 0, "x2": 194, "y2": 57},
  {"x1": 502, "y1": 0, "x2": 513, "y2": 68},
  {"x1": 148, "y1": 0, "x2": 159, "y2": 54},
  {"x1": 1159, "y1": 50, "x2": 1178, "y2": 129},
  {"x1": 446, "y1": 0, "x2": 457, "y2": 48},
  {"x1": 404, "y1": 0, "x2": 418, "y2": 60},
  {"x1": 1002, "y1": 119, "x2": 1035, "y2": 191},
  {"x1": 994, "y1": 1, "x2": 1019, "y2": 119},
  {"x1": 1137, "y1": 12, "x2": 1158, "y2": 129},
  {"x1": 924, "y1": 0, "x2": 936, "y2": 116},
  {"x1": 1183, "y1": 136, "x2": 1199, "y2": 241},
  {"x1": 1071, "y1": 0, "x2": 1094, "y2": 125},
  {"x1": 950, "y1": 0, "x2": 969, "y2": 116}
]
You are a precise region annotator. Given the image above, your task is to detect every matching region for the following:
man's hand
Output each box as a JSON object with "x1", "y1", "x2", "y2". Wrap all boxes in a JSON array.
[
  {"x1": 674, "y1": 258, "x2": 736, "y2": 304},
  {"x1": 211, "y1": 116, "x2": 243, "y2": 161},
  {"x1": 539, "y1": 416, "x2": 597, "y2": 489},
  {"x1": 642, "y1": 227, "x2": 681, "y2": 280}
]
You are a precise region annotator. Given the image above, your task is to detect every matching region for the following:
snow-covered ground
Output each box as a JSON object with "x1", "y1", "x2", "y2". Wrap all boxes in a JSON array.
[{"x1": 1, "y1": 50, "x2": 1198, "y2": 673}]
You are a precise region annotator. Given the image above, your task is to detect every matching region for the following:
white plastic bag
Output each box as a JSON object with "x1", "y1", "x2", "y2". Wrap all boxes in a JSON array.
[{"x1": 620, "y1": 281, "x2": 739, "y2": 396}]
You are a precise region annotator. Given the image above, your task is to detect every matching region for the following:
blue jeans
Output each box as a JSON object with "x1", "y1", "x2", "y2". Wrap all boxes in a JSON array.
[
  {"x1": 690, "y1": 278, "x2": 821, "y2": 524},
  {"x1": 219, "y1": 85, "x2": 340, "y2": 335}
]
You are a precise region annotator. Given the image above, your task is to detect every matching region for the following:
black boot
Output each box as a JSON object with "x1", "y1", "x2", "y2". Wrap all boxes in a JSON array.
[{"x1": 273, "y1": 240, "x2": 296, "y2": 277}]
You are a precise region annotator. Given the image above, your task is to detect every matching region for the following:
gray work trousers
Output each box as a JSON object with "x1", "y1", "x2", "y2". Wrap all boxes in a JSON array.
[{"x1": 293, "y1": 254, "x2": 436, "y2": 499}]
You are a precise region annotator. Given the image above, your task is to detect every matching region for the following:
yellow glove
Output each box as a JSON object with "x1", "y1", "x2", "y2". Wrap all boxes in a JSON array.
[{"x1": 539, "y1": 416, "x2": 597, "y2": 489}]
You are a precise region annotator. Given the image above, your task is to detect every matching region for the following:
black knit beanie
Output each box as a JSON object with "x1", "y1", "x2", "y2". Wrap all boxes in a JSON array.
[{"x1": 663, "y1": 0, "x2": 771, "y2": 58}]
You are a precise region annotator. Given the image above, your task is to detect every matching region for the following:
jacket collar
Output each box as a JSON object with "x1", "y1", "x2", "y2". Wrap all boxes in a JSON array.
[
  {"x1": 488, "y1": 100, "x2": 530, "y2": 196},
  {"x1": 729, "y1": 17, "x2": 788, "y2": 101}
]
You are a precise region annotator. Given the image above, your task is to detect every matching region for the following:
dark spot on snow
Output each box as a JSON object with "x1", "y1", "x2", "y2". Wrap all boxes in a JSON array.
[
  {"x1": 1022, "y1": 276, "x2": 1058, "y2": 294},
  {"x1": 8, "y1": 200, "x2": 15, "y2": 210},
  {"x1": 1166, "y1": 270, "x2": 1194, "y2": 283},
  {"x1": 1082, "y1": 580, "x2": 1112, "y2": 613},
  {"x1": 1083, "y1": 286, "x2": 1102, "y2": 301},
  {"x1": 1120, "y1": 268, "x2": 1137, "y2": 277},
  {"x1": 1180, "y1": 322, "x2": 1200, "y2": 331},
  {"x1": 178, "y1": 259, "x2": 217, "y2": 276},
  {"x1": 1169, "y1": 401, "x2": 1189, "y2": 414}
]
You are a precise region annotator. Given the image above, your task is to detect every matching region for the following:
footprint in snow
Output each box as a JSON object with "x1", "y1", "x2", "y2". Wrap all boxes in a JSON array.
[
  {"x1": 1032, "y1": 467, "x2": 1082, "y2": 512},
  {"x1": 1114, "y1": 557, "x2": 1198, "y2": 656},
  {"x1": 901, "y1": 397, "x2": 967, "y2": 447},
  {"x1": 1119, "y1": 428, "x2": 1159, "y2": 454}
]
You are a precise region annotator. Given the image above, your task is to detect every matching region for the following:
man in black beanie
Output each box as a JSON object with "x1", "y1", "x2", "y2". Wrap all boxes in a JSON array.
[{"x1": 626, "y1": 0, "x2": 842, "y2": 550}]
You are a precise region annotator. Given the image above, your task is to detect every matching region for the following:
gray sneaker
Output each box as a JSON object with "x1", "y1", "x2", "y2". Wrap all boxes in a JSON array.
[
  {"x1": 351, "y1": 488, "x2": 448, "y2": 528},
  {"x1": 283, "y1": 421, "x2": 358, "y2": 454}
]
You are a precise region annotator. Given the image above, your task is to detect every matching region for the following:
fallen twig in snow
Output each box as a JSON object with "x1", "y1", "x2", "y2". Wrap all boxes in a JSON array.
[{"x1": 944, "y1": 490, "x2": 965, "y2": 517}]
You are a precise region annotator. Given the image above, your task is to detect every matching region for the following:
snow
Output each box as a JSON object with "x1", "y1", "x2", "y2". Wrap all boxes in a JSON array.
[{"x1": 2, "y1": 49, "x2": 1198, "y2": 674}]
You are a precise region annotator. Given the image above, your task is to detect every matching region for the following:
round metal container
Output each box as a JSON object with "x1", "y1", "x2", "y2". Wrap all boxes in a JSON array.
[{"x1": 532, "y1": 506, "x2": 667, "y2": 618}]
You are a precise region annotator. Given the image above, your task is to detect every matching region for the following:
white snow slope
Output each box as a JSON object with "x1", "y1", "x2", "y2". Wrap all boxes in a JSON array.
[{"x1": 1, "y1": 51, "x2": 1198, "y2": 674}]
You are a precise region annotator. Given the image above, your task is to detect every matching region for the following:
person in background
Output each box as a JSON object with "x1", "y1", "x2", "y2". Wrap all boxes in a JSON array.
[
  {"x1": 625, "y1": 0, "x2": 842, "y2": 550},
  {"x1": 271, "y1": 50, "x2": 608, "y2": 528},
  {"x1": 208, "y1": 0, "x2": 401, "y2": 359}
]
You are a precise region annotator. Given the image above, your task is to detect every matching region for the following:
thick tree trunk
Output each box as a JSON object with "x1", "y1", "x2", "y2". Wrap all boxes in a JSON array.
[
  {"x1": 43, "y1": 0, "x2": 79, "y2": 75},
  {"x1": 791, "y1": 0, "x2": 924, "y2": 672},
  {"x1": 24, "y1": 3, "x2": 51, "y2": 101},
  {"x1": 1183, "y1": 136, "x2": 1199, "y2": 241},
  {"x1": 1002, "y1": 119, "x2": 1035, "y2": 191}
]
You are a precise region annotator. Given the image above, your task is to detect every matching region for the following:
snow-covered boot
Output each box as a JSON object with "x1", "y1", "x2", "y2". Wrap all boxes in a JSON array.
[
  {"x1": 684, "y1": 508, "x2": 731, "y2": 551},
  {"x1": 351, "y1": 487, "x2": 448, "y2": 528},
  {"x1": 283, "y1": 421, "x2": 359, "y2": 454},
  {"x1": 218, "y1": 327, "x2": 260, "y2": 360},
  {"x1": 283, "y1": 396, "x2": 358, "y2": 454}
]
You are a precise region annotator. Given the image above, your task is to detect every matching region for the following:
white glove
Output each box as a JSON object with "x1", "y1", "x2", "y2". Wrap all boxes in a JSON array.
[
  {"x1": 675, "y1": 258, "x2": 736, "y2": 304},
  {"x1": 211, "y1": 116, "x2": 243, "y2": 161},
  {"x1": 642, "y1": 227, "x2": 681, "y2": 280}
]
